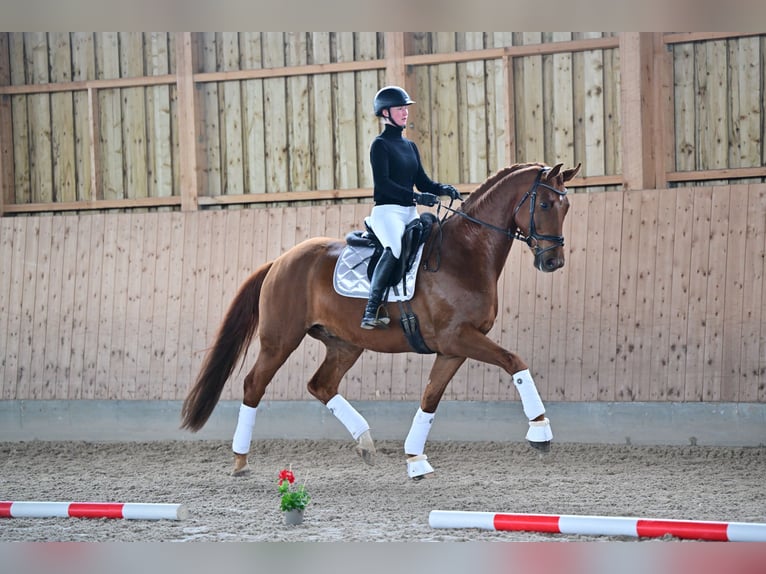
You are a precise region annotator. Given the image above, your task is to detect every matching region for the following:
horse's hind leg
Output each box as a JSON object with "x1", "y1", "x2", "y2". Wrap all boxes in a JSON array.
[
  {"x1": 231, "y1": 337, "x2": 304, "y2": 476},
  {"x1": 305, "y1": 332, "x2": 374, "y2": 465}
]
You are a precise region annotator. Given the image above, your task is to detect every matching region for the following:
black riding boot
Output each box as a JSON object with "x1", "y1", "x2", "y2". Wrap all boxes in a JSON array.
[{"x1": 361, "y1": 247, "x2": 398, "y2": 329}]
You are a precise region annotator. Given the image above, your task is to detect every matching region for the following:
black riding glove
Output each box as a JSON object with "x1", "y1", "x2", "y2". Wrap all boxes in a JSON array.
[
  {"x1": 439, "y1": 184, "x2": 462, "y2": 201},
  {"x1": 414, "y1": 192, "x2": 439, "y2": 207}
]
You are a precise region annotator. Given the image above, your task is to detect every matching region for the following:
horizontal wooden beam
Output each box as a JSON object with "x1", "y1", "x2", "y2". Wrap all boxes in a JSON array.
[
  {"x1": 665, "y1": 167, "x2": 766, "y2": 182},
  {"x1": 0, "y1": 74, "x2": 175, "y2": 95},
  {"x1": 663, "y1": 32, "x2": 764, "y2": 45}
]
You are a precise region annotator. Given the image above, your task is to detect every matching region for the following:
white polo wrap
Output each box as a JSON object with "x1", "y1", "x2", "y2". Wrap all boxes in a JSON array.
[
  {"x1": 403, "y1": 408, "x2": 435, "y2": 456},
  {"x1": 232, "y1": 403, "x2": 257, "y2": 454},
  {"x1": 513, "y1": 368, "x2": 545, "y2": 420},
  {"x1": 327, "y1": 394, "x2": 370, "y2": 440}
]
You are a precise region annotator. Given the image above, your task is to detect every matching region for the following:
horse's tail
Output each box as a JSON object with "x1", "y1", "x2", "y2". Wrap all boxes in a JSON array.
[{"x1": 180, "y1": 261, "x2": 273, "y2": 432}]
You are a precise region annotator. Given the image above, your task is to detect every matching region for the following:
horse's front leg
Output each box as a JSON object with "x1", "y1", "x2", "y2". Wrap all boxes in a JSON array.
[
  {"x1": 445, "y1": 327, "x2": 553, "y2": 452},
  {"x1": 405, "y1": 354, "x2": 466, "y2": 480}
]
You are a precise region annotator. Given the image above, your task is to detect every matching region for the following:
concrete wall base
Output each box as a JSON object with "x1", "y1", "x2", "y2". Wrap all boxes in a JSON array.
[{"x1": 1, "y1": 400, "x2": 764, "y2": 447}]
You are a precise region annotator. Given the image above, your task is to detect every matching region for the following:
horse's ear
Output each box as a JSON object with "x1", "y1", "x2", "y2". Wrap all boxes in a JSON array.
[
  {"x1": 546, "y1": 163, "x2": 563, "y2": 180},
  {"x1": 562, "y1": 162, "x2": 582, "y2": 182}
]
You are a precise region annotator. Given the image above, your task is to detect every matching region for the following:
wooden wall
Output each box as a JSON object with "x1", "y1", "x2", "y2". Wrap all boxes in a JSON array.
[
  {"x1": 1, "y1": 184, "x2": 764, "y2": 404},
  {"x1": 1, "y1": 33, "x2": 764, "y2": 215}
]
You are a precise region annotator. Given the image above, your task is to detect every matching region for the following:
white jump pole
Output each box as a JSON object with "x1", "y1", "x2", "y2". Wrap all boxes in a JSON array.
[
  {"x1": 1, "y1": 501, "x2": 188, "y2": 520},
  {"x1": 429, "y1": 510, "x2": 766, "y2": 542}
]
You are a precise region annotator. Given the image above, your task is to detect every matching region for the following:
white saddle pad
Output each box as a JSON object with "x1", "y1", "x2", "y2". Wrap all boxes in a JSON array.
[{"x1": 333, "y1": 244, "x2": 424, "y2": 302}]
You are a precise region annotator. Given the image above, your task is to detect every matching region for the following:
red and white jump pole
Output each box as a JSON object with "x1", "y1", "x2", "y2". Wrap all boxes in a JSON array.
[
  {"x1": 1, "y1": 501, "x2": 188, "y2": 520},
  {"x1": 429, "y1": 511, "x2": 766, "y2": 542}
]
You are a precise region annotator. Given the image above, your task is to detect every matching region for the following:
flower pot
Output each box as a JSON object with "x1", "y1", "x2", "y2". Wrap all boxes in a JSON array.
[{"x1": 284, "y1": 509, "x2": 304, "y2": 525}]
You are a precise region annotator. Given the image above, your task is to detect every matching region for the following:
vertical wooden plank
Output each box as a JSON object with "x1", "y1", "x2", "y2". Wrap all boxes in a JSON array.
[
  {"x1": 487, "y1": 33, "x2": 512, "y2": 173},
  {"x1": 240, "y1": 33, "x2": 266, "y2": 195},
  {"x1": 561, "y1": 191, "x2": 589, "y2": 400},
  {"x1": 596, "y1": 191, "x2": 623, "y2": 400},
  {"x1": 552, "y1": 32, "x2": 575, "y2": 168},
  {"x1": 9, "y1": 34, "x2": 30, "y2": 205},
  {"x1": 516, "y1": 33, "x2": 545, "y2": 163},
  {"x1": 120, "y1": 213, "x2": 144, "y2": 399},
  {"x1": 683, "y1": 187, "x2": 712, "y2": 400},
  {"x1": 199, "y1": 32, "x2": 221, "y2": 198},
  {"x1": 27, "y1": 217, "x2": 51, "y2": 399},
  {"x1": 462, "y1": 32, "x2": 487, "y2": 183},
  {"x1": 696, "y1": 40, "x2": 729, "y2": 172},
  {"x1": 580, "y1": 192, "x2": 605, "y2": 401},
  {"x1": 176, "y1": 32, "x2": 201, "y2": 210},
  {"x1": 218, "y1": 210, "x2": 242, "y2": 402},
  {"x1": 632, "y1": 190, "x2": 660, "y2": 400},
  {"x1": 0, "y1": 33, "x2": 14, "y2": 212},
  {"x1": 262, "y1": 32, "x2": 288, "y2": 194},
  {"x1": 648, "y1": 188, "x2": 678, "y2": 400},
  {"x1": 407, "y1": 34, "x2": 434, "y2": 176},
  {"x1": 71, "y1": 32, "x2": 95, "y2": 201},
  {"x1": 95, "y1": 214, "x2": 118, "y2": 399},
  {"x1": 430, "y1": 33, "x2": 459, "y2": 182},
  {"x1": 700, "y1": 186, "x2": 730, "y2": 401},
  {"x1": 355, "y1": 32, "x2": 380, "y2": 188},
  {"x1": 26, "y1": 33, "x2": 53, "y2": 203},
  {"x1": 0, "y1": 220, "x2": 12, "y2": 396},
  {"x1": 80, "y1": 214, "x2": 104, "y2": 399},
  {"x1": 41, "y1": 216, "x2": 66, "y2": 399},
  {"x1": 666, "y1": 187, "x2": 694, "y2": 399},
  {"x1": 672, "y1": 41, "x2": 695, "y2": 174},
  {"x1": 67, "y1": 215, "x2": 92, "y2": 399},
  {"x1": 531, "y1": 259, "x2": 553, "y2": 400},
  {"x1": 740, "y1": 185, "x2": 765, "y2": 401},
  {"x1": 175, "y1": 211, "x2": 199, "y2": 398},
  {"x1": 582, "y1": 32, "x2": 606, "y2": 188},
  {"x1": 97, "y1": 33, "x2": 125, "y2": 200},
  {"x1": 146, "y1": 32, "x2": 173, "y2": 199},
  {"x1": 160, "y1": 212, "x2": 185, "y2": 399},
  {"x1": 220, "y1": 32, "x2": 245, "y2": 196},
  {"x1": 719, "y1": 185, "x2": 749, "y2": 401},
  {"x1": 311, "y1": 33, "x2": 335, "y2": 191},
  {"x1": 16, "y1": 218, "x2": 40, "y2": 399},
  {"x1": 1, "y1": 219, "x2": 25, "y2": 399},
  {"x1": 107, "y1": 213, "x2": 131, "y2": 399},
  {"x1": 121, "y1": 32, "x2": 148, "y2": 200},
  {"x1": 728, "y1": 37, "x2": 761, "y2": 168},
  {"x1": 48, "y1": 32, "x2": 76, "y2": 203},
  {"x1": 135, "y1": 213, "x2": 158, "y2": 399},
  {"x1": 334, "y1": 32, "x2": 360, "y2": 189},
  {"x1": 201, "y1": 211, "x2": 227, "y2": 395},
  {"x1": 603, "y1": 34, "x2": 621, "y2": 178},
  {"x1": 285, "y1": 32, "x2": 312, "y2": 192},
  {"x1": 148, "y1": 213, "x2": 173, "y2": 400},
  {"x1": 614, "y1": 190, "x2": 641, "y2": 401}
]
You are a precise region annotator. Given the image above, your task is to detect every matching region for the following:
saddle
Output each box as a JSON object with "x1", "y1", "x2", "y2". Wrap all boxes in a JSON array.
[{"x1": 345, "y1": 212, "x2": 437, "y2": 288}]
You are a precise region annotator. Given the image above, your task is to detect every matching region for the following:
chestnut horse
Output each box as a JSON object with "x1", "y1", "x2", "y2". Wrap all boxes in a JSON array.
[{"x1": 181, "y1": 161, "x2": 581, "y2": 479}]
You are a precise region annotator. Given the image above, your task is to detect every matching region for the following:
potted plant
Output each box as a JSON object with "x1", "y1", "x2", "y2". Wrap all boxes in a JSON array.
[{"x1": 278, "y1": 468, "x2": 311, "y2": 525}]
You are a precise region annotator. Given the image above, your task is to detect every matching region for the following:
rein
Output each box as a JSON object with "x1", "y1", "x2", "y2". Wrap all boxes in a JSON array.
[{"x1": 429, "y1": 168, "x2": 568, "y2": 270}]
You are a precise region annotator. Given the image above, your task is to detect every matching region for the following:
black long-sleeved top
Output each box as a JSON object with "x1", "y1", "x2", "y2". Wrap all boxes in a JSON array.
[{"x1": 370, "y1": 124, "x2": 441, "y2": 206}]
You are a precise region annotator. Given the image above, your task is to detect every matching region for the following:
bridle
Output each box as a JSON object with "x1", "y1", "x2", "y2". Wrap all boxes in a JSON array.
[{"x1": 439, "y1": 167, "x2": 567, "y2": 255}]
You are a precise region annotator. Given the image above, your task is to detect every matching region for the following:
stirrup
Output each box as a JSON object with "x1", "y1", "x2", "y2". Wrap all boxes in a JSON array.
[{"x1": 361, "y1": 305, "x2": 390, "y2": 329}]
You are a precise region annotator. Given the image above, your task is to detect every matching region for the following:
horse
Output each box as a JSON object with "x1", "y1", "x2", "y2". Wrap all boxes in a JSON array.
[{"x1": 181, "y1": 161, "x2": 581, "y2": 479}]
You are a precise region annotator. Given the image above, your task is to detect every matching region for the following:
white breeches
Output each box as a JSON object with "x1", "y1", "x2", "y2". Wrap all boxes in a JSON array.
[{"x1": 367, "y1": 204, "x2": 419, "y2": 259}]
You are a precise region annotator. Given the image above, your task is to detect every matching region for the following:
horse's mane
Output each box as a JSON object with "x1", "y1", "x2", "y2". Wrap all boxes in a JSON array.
[{"x1": 461, "y1": 162, "x2": 544, "y2": 214}]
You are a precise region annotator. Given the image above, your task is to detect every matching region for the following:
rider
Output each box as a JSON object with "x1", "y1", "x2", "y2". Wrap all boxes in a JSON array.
[{"x1": 361, "y1": 85, "x2": 462, "y2": 329}]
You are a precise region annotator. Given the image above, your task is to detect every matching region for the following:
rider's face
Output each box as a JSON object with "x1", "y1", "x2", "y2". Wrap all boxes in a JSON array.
[{"x1": 386, "y1": 105, "x2": 409, "y2": 126}]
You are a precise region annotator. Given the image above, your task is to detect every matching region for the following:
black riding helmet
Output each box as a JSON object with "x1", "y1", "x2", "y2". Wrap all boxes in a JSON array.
[{"x1": 373, "y1": 86, "x2": 415, "y2": 117}]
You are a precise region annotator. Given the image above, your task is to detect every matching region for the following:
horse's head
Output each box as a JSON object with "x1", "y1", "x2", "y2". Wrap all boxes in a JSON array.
[{"x1": 513, "y1": 162, "x2": 581, "y2": 272}]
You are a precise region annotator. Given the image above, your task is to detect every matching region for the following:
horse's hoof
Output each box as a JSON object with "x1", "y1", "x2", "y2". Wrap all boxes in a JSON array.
[
  {"x1": 355, "y1": 430, "x2": 376, "y2": 466},
  {"x1": 406, "y1": 454, "x2": 434, "y2": 480},
  {"x1": 231, "y1": 454, "x2": 250, "y2": 476},
  {"x1": 527, "y1": 440, "x2": 551, "y2": 453}
]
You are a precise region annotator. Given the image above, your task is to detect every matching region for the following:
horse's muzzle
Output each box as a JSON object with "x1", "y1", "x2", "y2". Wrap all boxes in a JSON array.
[{"x1": 535, "y1": 252, "x2": 565, "y2": 273}]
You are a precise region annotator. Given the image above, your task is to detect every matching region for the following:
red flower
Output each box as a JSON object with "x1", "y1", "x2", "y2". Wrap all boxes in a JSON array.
[{"x1": 278, "y1": 469, "x2": 295, "y2": 485}]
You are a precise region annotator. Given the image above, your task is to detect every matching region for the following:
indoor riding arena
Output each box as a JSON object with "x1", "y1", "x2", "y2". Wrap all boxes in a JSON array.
[{"x1": 1, "y1": 32, "x2": 765, "y2": 546}]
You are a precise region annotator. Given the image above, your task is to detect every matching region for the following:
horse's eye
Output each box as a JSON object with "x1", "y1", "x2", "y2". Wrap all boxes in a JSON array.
[{"x1": 539, "y1": 201, "x2": 550, "y2": 210}]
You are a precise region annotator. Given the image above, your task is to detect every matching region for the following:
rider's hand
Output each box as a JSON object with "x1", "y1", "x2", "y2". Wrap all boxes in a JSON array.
[
  {"x1": 439, "y1": 184, "x2": 462, "y2": 201},
  {"x1": 415, "y1": 192, "x2": 439, "y2": 207}
]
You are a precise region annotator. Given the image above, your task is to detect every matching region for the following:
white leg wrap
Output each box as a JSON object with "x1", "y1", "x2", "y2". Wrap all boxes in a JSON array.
[
  {"x1": 513, "y1": 369, "x2": 545, "y2": 420},
  {"x1": 403, "y1": 408, "x2": 435, "y2": 456},
  {"x1": 406, "y1": 454, "x2": 434, "y2": 479},
  {"x1": 232, "y1": 403, "x2": 257, "y2": 455},
  {"x1": 526, "y1": 417, "x2": 553, "y2": 442},
  {"x1": 327, "y1": 394, "x2": 370, "y2": 440}
]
